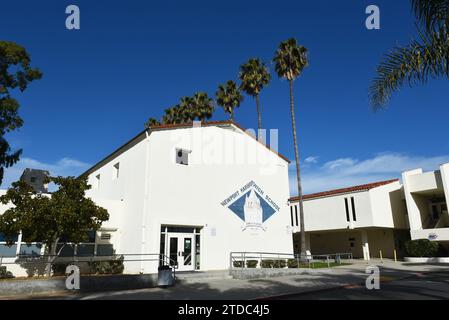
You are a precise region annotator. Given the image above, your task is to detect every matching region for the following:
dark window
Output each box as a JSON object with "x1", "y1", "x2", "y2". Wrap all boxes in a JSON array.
[
  {"x1": 166, "y1": 226, "x2": 195, "y2": 233},
  {"x1": 351, "y1": 197, "x2": 357, "y2": 221},
  {"x1": 96, "y1": 244, "x2": 114, "y2": 256},
  {"x1": 87, "y1": 230, "x2": 96, "y2": 243},
  {"x1": 0, "y1": 233, "x2": 19, "y2": 242},
  {"x1": 290, "y1": 206, "x2": 294, "y2": 226},
  {"x1": 169, "y1": 238, "x2": 178, "y2": 266},
  {"x1": 19, "y1": 243, "x2": 42, "y2": 256},
  {"x1": 0, "y1": 244, "x2": 17, "y2": 257},
  {"x1": 76, "y1": 244, "x2": 95, "y2": 256},
  {"x1": 294, "y1": 205, "x2": 299, "y2": 226},
  {"x1": 30, "y1": 177, "x2": 37, "y2": 183},
  {"x1": 344, "y1": 198, "x2": 350, "y2": 222}
]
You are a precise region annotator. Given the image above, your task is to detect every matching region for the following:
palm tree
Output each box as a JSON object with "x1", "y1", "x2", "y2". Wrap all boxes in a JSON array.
[
  {"x1": 162, "y1": 104, "x2": 184, "y2": 124},
  {"x1": 190, "y1": 92, "x2": 215, "y2": 122},
  {"x1": 239, "y1": 58, "x2": 271, "y2": 133},
  {"x1": 215, "y1": 80, "x2": 244, "y2": 121},
  {"x1": 369, "y1": 0, "x2": 449, "y2": 109},
  {"x1": 145, "y1": 117, "x2": 161, "y2": 128},
  {"x1": 273, "y1": 38, "x2": 309, "y2": 260}
]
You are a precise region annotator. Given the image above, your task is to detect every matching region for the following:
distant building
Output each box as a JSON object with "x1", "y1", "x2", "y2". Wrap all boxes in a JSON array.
[
  {"x1": 402, "y1": 163, "x2": 449, "y2": 246},
  {"x1": 20, "y1": 168, "x2": 50, "y2": 193},
  {"x1": 289, "y1": 180, "x2": 410, "y2": 260}
]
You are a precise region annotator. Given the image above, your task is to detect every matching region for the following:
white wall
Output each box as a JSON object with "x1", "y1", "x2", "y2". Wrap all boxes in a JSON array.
[
  {"x1": 402, "y1": 163, "x2": 449, "y2": 242},
  {"x1": 86, "y1": 124, "x2": 293, "y2": 273},
  {"x1": 369, "y1": 182, "x2": 408, "y2": 229},
  {"x1": 290, "y1": 181, "x2": 407, "y2": 233}
]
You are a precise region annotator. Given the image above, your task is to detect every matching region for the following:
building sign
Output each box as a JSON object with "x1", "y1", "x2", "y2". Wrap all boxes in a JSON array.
[
  {"x1": 428, "y1": 233, "x2": 438, "y2": 240},
  {"x1": 221, "y1": 181, "x2": 280, "y2": 231}
]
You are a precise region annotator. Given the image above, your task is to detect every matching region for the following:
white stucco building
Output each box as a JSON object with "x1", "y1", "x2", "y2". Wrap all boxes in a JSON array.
[
  {"x1": 402, "y1": 163, "x2": 449, "y2": 248},
  {"x1": 289, "y1": 179, "x2": 410, "y2": 260},
  {"x1": 80, "y1": 120, "x2": 293, "y2": 273}
]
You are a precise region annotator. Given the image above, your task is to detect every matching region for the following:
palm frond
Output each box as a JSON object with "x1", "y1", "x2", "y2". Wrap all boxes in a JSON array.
[
  {"x1": 369, "y1": 29, "x2": 449, "y2": 110},
  {"x1": 411, "y1": 0, "x2": 449, "y2": 32}
]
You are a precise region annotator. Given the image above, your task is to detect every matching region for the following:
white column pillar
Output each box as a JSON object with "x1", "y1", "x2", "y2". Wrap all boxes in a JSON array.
[
  {"x1": 15, "y1": 232, "x2": 23, "y2": 256},
  {"x1": 361, "y1": 230, "x2": 370, "y2": 261},
  {"x1": 305, "y1": 232, "x2": 311, "y2": 252},
  {"x1": 440, "y1": 163, "x2": 449, "y2": 218}
]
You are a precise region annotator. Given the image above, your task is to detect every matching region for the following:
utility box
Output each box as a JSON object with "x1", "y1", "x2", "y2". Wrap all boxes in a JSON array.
[{"x1": 157, "y1": 265, "x2": 174, "y2": 287}]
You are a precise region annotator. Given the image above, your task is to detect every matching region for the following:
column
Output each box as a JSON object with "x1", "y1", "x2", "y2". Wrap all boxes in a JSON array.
[{"x1": 361, "y1": 230, "x2": 370, "y2": 261}]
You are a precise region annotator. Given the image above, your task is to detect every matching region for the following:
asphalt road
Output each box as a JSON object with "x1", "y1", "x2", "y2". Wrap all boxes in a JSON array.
[{"x1": 277, "y1": 272, "x2": 449, "y2": 300}]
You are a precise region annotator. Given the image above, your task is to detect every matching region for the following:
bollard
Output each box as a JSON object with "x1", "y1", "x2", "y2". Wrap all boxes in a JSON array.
[
  {"x1": 393, "y1": 249, "x2": 397, "y2": 263},
  {"x1": 379, "y1": 250, "x2": 383, "y2": 263}
]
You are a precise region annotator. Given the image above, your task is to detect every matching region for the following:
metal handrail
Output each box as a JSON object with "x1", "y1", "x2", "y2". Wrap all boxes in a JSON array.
[
  {"x1": 230, "y1": 251, "x2": 353, "y2": 270},
  {"x1": 0, "y1": 252, "x2": 178, "y2": 279}
]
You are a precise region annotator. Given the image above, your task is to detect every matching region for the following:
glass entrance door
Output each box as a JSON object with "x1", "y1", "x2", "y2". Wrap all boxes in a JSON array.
[{"x1": 167, "y1": 234, "x2": 194, "y2": 271}]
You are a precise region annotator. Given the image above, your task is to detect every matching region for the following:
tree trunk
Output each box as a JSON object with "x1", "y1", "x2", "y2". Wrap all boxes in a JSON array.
[
  {"x1": 230, "y1": 109, "x2": 234, "y2": 121},
  {"x1": 289, "y1": 79, "x2": 306, "y2": 261},
  {"x1": 256, "y1": 94, "x2": 262, "y2": 138},
  {"x1": 45, "y1": 237, "x2": 60, "y2": 277}
]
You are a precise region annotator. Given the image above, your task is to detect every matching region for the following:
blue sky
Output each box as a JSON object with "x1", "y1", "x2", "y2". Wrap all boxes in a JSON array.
[{"x1": 1, "y1": 0, "x2": 449, "y2": 194}]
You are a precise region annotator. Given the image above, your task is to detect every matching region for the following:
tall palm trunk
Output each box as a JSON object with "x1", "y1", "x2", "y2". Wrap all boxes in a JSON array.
[
  {"x1": 255, "y1": 94, "x2": 262, "y2": 136},
  {"x1": 289, "y1": 79, "x2": 306, "y2": 260}
]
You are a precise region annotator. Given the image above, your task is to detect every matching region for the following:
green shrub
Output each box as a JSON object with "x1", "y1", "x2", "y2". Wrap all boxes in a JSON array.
[
  {"x1": 287, "y1": 259, "x2": 299, "y2": 268},
  {"x1": 233, "y1": 260, "x2": 243, "y2": 268},
  {"x1": 52, "y1": 263, "x2": 69, "y2": 276},
  {"x1": 273, "y1": 259, "x2": 286, "y2": 268},
  {"x1": 89, "y1": 255, "x2": 124, "y2": 274},
  {"x1": 246, "y1": 260, "x2": 258, "y2": 268},
  {"x1": 0, "y1": 266, "x2": 14, "y2": 279},
  {"x1": 405, "y1": 239, "x2": 439, "y2": 257},
  {"x1": 260, "y1": 259, "x2": 274, "y2": 268}
]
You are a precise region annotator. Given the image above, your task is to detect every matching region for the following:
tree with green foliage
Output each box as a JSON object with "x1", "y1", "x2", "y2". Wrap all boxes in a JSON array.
[
  {"x1": 215, "y1": 80, "x2": 244, "y2": 121},
  {"x1": 239, "y1": 58, "x2": 271, "y2": 132},
  {"x1": 0, "y1": 176, "x2": 109, "y2": 276},
  {"x1": 144, "y1": 117, "x2": 161, "y2": 128},
  {"x1": 190, "y1": 92, "x2": 215, "y2": 122},
  {"x1": 273, "y1": 38, "x2": 309, "y2": 260},
  {"x1": 369, "y1": 0, "x2": 449, "y2": 109},
  {"x1": 0, "y1": 41, "x2": 42, "y2": 184},
  {"x1": 154, "y1": 92, "x2": 215, "y2": 125}
]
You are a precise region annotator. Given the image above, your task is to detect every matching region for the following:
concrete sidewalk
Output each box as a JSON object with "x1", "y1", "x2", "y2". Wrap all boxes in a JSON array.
[{"x1": 3, "y1": 260, "x2": 449, "y2": 300}]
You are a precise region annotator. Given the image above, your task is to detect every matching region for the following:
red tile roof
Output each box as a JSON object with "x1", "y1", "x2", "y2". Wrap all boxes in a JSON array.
[{"x1": 289, "y1": 179, "x2": 400, "y2": 202}]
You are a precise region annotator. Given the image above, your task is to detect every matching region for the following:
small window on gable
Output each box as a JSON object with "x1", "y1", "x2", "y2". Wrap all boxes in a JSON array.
[
  {"x1": 175, "y1": 148, "x2": 189, "y2": 165},
  {"x1": 30, "y1": 177, "x2": 37, "y2": 183},
  {"x1": 113, "y1": 162, "x2": 120, "y2": 179},
  {"x1": 95, "y1": 174, "x2": 101, "y2": 189}
]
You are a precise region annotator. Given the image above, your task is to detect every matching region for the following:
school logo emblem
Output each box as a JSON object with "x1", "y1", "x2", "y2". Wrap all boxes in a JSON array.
[{"x1": 221, "y1": 181, "x2": 280, "y2": 231}]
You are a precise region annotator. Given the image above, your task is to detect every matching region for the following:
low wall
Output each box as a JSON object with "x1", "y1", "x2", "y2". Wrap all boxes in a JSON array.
[
  {"x1": 404, "y1": 257, "x2": 449, "y2": 263},
  {"x1": 230, "y1": 268, "x2": 322, "y2": 280},
  {"x1": 0, "y1": 273, "x2": 158, "y2": 297}
]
